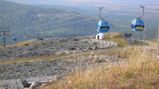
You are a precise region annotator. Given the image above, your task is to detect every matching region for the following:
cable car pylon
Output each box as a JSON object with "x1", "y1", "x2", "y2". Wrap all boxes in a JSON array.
[{"x1": 0, "y1": 30, "x2": 10, "y2": 48}]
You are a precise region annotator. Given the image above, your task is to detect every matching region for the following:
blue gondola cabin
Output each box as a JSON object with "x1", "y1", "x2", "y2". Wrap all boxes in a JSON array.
[
  {"x1": 131, "y1": 17, "x2": 144, "y2": 32},
  {"x1": 97, "y1": 20, "x2": 110, "y2": 33}
]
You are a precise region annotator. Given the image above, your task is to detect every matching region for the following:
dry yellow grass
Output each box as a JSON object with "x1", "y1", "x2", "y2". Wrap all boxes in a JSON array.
[
  {"x1": 5, "y1": 39, "x2": 36, "y2": 48},
  {"x1": 38, "y1": 47, "x2": 159, "y2": 89},
  {"x1": 0, "y1": 46, "x2": 126, "y2": 64},
  {"x1": 104, "y1": 32, "x2": 128, "y2": 47},
  {"x1": 0, "y1": 52, "x2": 80, "y2": 64},
  {"x1": 15, "y1": 39, "x2": 36, "y2": 46},
  {"x1": 0, "y1": 49, "x2": 93, "y2": 64},
  {"x1": 0, "y1": 39, "x2": 37, "y2": 48}
]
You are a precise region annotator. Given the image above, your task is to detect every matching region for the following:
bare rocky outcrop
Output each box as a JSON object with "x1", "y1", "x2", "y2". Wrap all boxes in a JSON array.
[
  {"x1": 0, "y1": 37, "x2": 117, "y2": 61},
  {"x1": 0, "y1": 55, "x2": 121, "y2": 89},
  {"x1": 0, "y1": 37, "x2": 119, "y2": 89}
]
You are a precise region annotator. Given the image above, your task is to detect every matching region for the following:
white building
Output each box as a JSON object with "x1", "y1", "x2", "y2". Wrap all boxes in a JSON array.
[{"x1": 96, "y1": 33, "x2": 104, "y2": 40}]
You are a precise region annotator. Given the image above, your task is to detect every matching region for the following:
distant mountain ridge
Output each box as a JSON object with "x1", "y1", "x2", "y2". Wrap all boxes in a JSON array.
[
  {"x1": 0, "y1": 0, "x2": 97, "y2": 41},
  {"x1": 1, "y1": 0, "x2": 158, "y2": 43}
]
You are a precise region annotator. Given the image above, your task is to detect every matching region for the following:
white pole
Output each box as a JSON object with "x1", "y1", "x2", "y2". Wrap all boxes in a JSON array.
[
  {"x1": 143, "y1": 24, "x2": 147, "y2": 46},
  {"x1": 157, "y1": 24, "x2": 159, "y2": 58},
  {"x1": 143, "y1": 28, "x2": 144, "y2": 46},
  {"x1": 143, "y1": 27, "x2": 145, "y2": 46}
]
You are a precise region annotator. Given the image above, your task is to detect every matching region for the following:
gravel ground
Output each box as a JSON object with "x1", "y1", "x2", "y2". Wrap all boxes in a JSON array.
[
  {"x1": 0, "y1": 55, "x2": 121, "y2": 89},
  {"x1": 0, "y1": 37, "x2": 119, "y2": 89},
  {"x1": 0, "y1": 38, "x2": 117, "y2": 61}
]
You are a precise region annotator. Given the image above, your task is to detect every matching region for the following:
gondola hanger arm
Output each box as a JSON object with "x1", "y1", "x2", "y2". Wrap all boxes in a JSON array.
[
  {"x1": 99, "y1": 7, "x2": 105, "y2": 20},
  {"x1": 140, "y1": 5, "x2": 145, "y2": 18}
]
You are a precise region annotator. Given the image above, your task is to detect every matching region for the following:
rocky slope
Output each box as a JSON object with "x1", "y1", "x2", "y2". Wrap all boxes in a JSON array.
[
  {"x1": 0, "y1": 55, "x2": 121, "y2": 89},
  {"x1": 0, "y1": 37, "x2": 117, "y2": 61},
  {"x1": 0, "y1": 36, "x2": 119, "y2": 89}
]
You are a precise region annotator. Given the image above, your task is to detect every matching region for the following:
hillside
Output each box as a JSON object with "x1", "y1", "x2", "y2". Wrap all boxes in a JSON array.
[
  {"x1": 0, "y1": 0, "x2": 97, "y2": 41},
  {"x1": 0, "y1": 33, "x2": 119, "y2": 88},
  {"x1": 0, "y1": 32, "x2": 158, "y2": 89},
  {"x1": 39, "y1": 47, "x2": 159, "y2": 89},
  {"x1": 0, "y1": 0, "x2": 158, "y2": 45},
  {"x1": 0, "y1": 1, "x2": 159, "y2": 88}
]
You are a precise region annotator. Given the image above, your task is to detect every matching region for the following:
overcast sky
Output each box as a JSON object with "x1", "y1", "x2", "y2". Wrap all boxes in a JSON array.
[
  {"x1": 7, "y1": 0, "x2": 159, "y2": 14},
  {"x1": 7, "y1": 0, "x2": 158, "y2": 6}
]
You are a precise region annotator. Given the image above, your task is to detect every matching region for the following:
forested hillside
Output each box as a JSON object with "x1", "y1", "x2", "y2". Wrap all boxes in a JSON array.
[
  {"x1": 0, "y1": 0, "x2": 158, "y2": 43},
  {"x1": 0, "y1": 0, "x2": 97, "y2": 41}
]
